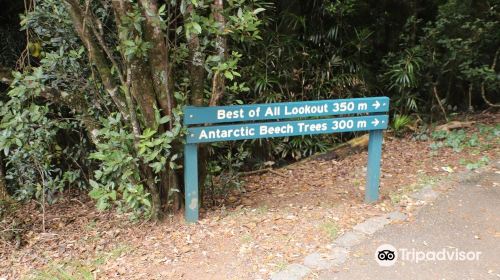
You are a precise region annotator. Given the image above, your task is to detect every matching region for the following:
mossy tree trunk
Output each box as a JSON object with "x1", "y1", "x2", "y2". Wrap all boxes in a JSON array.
[
  {"x1": 64, "y1": 0, "x2": 179, "y2": 219},
  {"x1": 0, "y1": 154, "x2": 13, "y2": 203}
]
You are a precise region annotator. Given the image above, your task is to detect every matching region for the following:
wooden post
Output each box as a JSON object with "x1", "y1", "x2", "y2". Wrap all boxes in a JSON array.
[
  {"x1": 184, "y1": 143, "x2": 199, "y2": 223},
  {"x1": 365, "y1": 129, "x2": 383, "y2": 202}
]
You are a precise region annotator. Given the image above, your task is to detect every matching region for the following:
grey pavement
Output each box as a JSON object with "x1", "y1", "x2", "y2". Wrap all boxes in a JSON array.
[{"x1": 319, "y1": 162, "x2": 500, "y2": 280}]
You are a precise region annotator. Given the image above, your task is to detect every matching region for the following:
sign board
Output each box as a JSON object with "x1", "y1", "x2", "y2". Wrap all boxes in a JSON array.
[
  {"x1": 187, "y1": 115, "x2": 388, "y2": 143},
  {"x1": 184, "y1": 97, "x2": 389, "y2": 124},
  {"x1": 184, "y1": 97, "x2": 389, "y2": 222}
]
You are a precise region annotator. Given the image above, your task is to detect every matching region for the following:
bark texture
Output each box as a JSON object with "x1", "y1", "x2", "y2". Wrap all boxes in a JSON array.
[
  {"x1": 209, "y1": 0, "x2": 227, "y2": 106},
  {"x1": 63, "y1": 0, "x2": 181, "y2": 219},
  {"x1": 0, "y1": 155, "x2": 13, "y2": 203}
]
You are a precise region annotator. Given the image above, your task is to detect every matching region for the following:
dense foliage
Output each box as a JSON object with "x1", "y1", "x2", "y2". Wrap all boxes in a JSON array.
[{"x1": 0, "y1": 0, "x2": 498, "y2": 219}]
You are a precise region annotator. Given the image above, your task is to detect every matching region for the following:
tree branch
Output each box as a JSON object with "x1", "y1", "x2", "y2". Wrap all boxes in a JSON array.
[
  {"x1": 186, "y1": 4, "x2": 205, "y2": 107},
  {"x1": 64, "y1": 0, "x2": 129, "y2": 119},
  {"x1": 433, "y1": 85, "x2": 448, "y2": 121},
  {"x1": 139, "y1": 0, "x2": 175, "y2": 122},
  {"x1": 208, "y1": 0, "x2": 227, "y2": 106},
  {"x1": 38, "y1": 88, "x2": 102, "y2": 145},
  {"x1": 481, "y1": 47, "x2": 500, "y2": 107},
  {"x1": 85, "y1": 7, "x2": 125, "y2": 85}
]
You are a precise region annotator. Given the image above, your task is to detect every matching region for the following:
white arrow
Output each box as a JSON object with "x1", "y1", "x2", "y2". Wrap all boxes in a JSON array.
[
  {"x1": 371, "y1": 118, "x2": 380, "y2": 126},
  {"x1": 372, "y1": 100, "x2": 381, "y2": 109}
]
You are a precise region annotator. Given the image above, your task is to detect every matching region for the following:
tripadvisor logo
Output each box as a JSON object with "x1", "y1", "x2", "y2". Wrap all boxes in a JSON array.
[
  {"x1": 375, "y1": 244, "x2": 397, "y2": 267},
  {"x1": 375, "y1": 244, "x2": 482, "y2": 266}
]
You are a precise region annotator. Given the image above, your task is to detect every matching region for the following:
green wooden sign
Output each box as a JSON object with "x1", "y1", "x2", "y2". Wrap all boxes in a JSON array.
[{"x1": 184, "y1": 97, "x2": 389, "y2": 222}]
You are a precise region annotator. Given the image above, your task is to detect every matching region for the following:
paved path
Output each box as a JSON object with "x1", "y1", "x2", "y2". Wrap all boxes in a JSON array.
[{"x1": 319, "y1": 162, "x2": 500, "y2": 279}]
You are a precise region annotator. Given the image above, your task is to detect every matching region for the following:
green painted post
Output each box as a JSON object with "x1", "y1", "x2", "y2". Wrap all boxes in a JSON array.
[
  {"x1": 184, "y1": 143, "x2": 199, "y2": 223},
  {"x1": 365, "y1": 129, "x2": 383, "y2": 202}
]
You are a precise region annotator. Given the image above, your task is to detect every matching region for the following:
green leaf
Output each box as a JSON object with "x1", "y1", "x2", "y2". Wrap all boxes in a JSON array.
[
  {"x1": 89, "y1": 188, "x2": 103, "y2": 199},
  {"x1": 159, "y1": 115, "x2": 170, "y2": 124},
  {"x1": 142, "y1": 198, "x2": 151, "y2": 208},
  {"x1": 96, "y1": 199, "x2": 110, "y2": 211},
  {"x1": 253, "y1": 8, "x2": 266, "y2": 14},
  {"x1": 141, "y1": 128, "x2": 157, "y2": 139},
  {"x1": 224, "y1": 71, "x2": 234, "y2": 80},
  {"x1": 180, "y1": 0, "x2": 187, "y2": 14},
  {"x1": 150, "y1": 162, "x2": 163, "y2": 173},
  {"x1": 123, "y1": 40, "x2": 135, "y2": 47},
  {"x1": 169, "y1": 161, "x2": 179, "y2": 169},
  {"x1": 109, "y1": 190, "x2": 117, "y2": 200},
  {"x1": 158, "y1": 4, "x2": 166, "y2": 14},
  {"x1": 192, "y1": 22, "x2": 202, "y2": 34},
  {"x1": 89, "y1": 179, "x2": 100, "y2": 189}
]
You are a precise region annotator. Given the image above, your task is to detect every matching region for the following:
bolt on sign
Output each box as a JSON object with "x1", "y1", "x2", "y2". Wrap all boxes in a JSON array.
[{"x1": 183, "y1": 97, "x2": 389, "y2": 222}]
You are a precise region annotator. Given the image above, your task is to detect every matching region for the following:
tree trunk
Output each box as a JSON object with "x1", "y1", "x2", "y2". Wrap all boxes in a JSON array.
[
  {"x1": 64, "y1": 0, "x2": 129, "y2": 119},
  {"x1": 209, "y1": 0, "x2": 227, "y2": 106},
  {"x1": 138, "y1": 0, "x2": 182, "y2": 211},
  {"x1": 0, "y1": 154, "x2": 13, "y2": 203},
  {"x1": 65, "y1": 0, "x2": 181, "y2": 219},
  {"x1": 139, "y1": 0, "x2": 175, "y2": 120},
  {"x1": 186, "y1": 4, "x2": 209, "y2": 207},
  {"x1": 187, "y1": 36, "x2": 205, "y2": 105}
]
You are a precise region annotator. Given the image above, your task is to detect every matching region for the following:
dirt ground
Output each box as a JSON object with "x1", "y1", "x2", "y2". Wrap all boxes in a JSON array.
[{"x1": 1, "y1": 113, "x2": 498, "y2": 280}]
